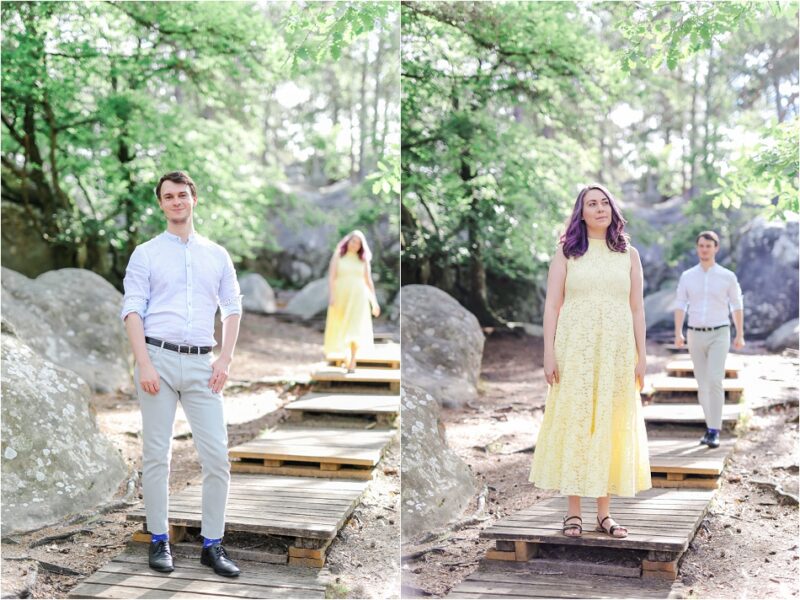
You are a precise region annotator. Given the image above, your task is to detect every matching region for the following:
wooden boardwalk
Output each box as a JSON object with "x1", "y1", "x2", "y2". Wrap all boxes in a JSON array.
[
  {"x1": 649, "y1": 437, "x2": 736, "y2": 488},
  {"x1": 642, "y1": 402, "x2": 742, "y2": 425},
  {"x1": 481, "y1": 488, "x2": 714, "y2": 571},
  {"x1": 286, "y1": 392, "x2": 400, "y2": 422},
  {"x1": 448, "y1": 569, "x2": 674, "y2": 599},
  {"x1": 68, "y1": 545, "x2": 331, "y2": 599},
  {"x1": 229, "y1": 425, "x2": 396, "y2": 480},
  {"x1": 310, "y1": 366, "x2": 400, "y2": 393},
  {"x1": 127, "y1": 473, "x2": 367, "y2": 543},
  {"x1": 326, "y1": 343, "x2": 400, "y2": 369},
  {"x1": 650, "y1": 376, "x2": 744, "y2": 403},
  {"x1": 665, "y1": 358, "x2": 741, "y2": 378}
]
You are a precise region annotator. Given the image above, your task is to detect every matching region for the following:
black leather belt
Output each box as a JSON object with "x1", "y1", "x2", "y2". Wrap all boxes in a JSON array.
[
  {"x1": 687, "y1": 325, "x2": 729, "y2": 332},
  {"x1": 145, "y1": 336, "x2": 212, "y2": 354}
]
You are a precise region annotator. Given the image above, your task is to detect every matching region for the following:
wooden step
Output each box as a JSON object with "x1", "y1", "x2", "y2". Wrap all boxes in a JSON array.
[
  {"x1": 326, "y1": 343, "x2": 400, "y2": 369},
  {"x1": 67, "y1": 544, "x2": 332, "y2": 598},
  {"x1": 373, "y1": 331, "x2": 397, "y2": 343},
  {"x1": 665, "y1": 359, "x2": 741, "y2": 379},
  {"x1": 127, "y1": 473, "x2": 368, "y2": 551},
  {"x1": 650, "y1": 377, "x2": 743, "y2": 403},
  {"x1": 228, "y1": 425, "x2": 395, "y2": 480},
  {"x1": 648, "y1": 437, "x2": 735, "y2": 489},
  {"x1": 481, "y1": 487, "x2": 714, "y2": 577},
  {"x1": 642, "y1": 403, "x2": 742, "y2": 425},
  {"x1": 310, "y1": 366, "x2": 400, "y2": 393},
  {"x1": 448, "y1": 567, "x2": 675, "y2": 598},
  {"x1": 285, "y1": 392, "x2": 399, "y2": 424}
]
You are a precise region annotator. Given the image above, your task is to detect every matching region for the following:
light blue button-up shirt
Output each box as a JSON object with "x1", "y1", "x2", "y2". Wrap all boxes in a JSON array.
[
  {"x1": 673, "y1": 263, "x2": 744, "y2": 328},
  {"x1": 120, "y1": 232, "x2": 242, "y2": 347}
]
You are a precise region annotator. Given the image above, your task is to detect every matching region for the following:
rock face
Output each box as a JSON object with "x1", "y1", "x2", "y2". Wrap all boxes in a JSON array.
[
  {"x1": 240, "y1": 273, "x2": 277, "y2": 314},
  {"x1": 401, "y1": 285, "x2": 484, "y2": 408},
  {"x1": 0, "y1": 201, "x2": 56, "y2": 278},
  {"x1": 734, "y1": 217, "x2": 799, "y2": 338},
  {"x1": 766, "y1": 318, "x2": 799, "y2": 352},
  {"x1": 1, "y1": 267, "x2": 130, "y2": 393},
  {"x1": 644, "y1": 286, "x2": 677, "y2": 332},
  {"x1": 1, "y1": 332, "x2": 127, "y2": 535},
  {"x1": 283, "y1": 278, "x2": 329, "y2": 320},
  {"x1": 401, "y1": 383, "x2": 478, "y2": 543}
]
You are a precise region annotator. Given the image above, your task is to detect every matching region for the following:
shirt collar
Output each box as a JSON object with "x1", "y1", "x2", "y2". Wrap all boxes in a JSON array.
[{"x1": 162, "y1": 230, "x2": 197, "y2": 245}]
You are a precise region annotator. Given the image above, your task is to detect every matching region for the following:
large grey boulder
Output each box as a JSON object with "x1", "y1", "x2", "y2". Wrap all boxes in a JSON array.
[
  {"x1": 401, "y1": 383, "x2": 478, "y2": 543},
  {"x1": 644, "y1": 285, "x2": 677, "y2": 331},
  {"x1": 1, "y1": 332, "x2": 127, "y2": 535},
  {"x1": 1, "y1": 267, "x2": 130, "y2": 393},
  {"x1": 283, "y1": 277, "x2": 329, "y2": 320},
  {"x1": 734, "y1": 217, "x2": 799, "y2": 338},
  {"x1": 401, "y1": 285, "x2": 484, "y2": 408},
  {"x1": 766, "y1": 318, "x2": 799, "y2": 352},
  {"x1": 240, "y1": 273, "x2": 277, "y2": 314}
]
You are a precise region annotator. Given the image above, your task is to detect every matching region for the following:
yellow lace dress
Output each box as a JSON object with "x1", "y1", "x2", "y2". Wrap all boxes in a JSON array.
[
  {"x1": 529, "y1": 238, "x2": 651, "y2": 497},
  {"x1": 323, "y1": 252, "x2": 374, "y2": 357}
]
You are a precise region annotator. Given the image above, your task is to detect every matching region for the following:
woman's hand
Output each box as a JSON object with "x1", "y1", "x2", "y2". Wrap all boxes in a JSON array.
[
  {"x1": 634, "y1": 356, "x2": 646, "y2": 391},
  {"x1": 543, "y1": 352, "x2": 559, "y2": 385},
  {"x1": 372, "y1": 304, "x2": 381, "y2": 318}
]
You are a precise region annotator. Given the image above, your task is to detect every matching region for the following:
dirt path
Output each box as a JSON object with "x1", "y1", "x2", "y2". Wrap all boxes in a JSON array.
[
  {"x1": 1, "y1": 314, "x2": 400, "y2": 599},
  {"x1": 402, "y1": 331, "x2": 799, "y2": 598}
]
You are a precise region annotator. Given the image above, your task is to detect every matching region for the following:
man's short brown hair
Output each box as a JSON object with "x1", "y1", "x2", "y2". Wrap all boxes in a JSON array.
[
  {"x1": 155, "y1": 171, "x2": 197, "y2": 200},
  {"x1": 696, "y1": 230, "x2": 720, "y2": 246}
]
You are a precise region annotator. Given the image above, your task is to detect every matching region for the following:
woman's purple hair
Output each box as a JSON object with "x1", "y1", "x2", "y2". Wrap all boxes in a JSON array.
[
  {"x1": 560, "y1": 183, "x2": 629, "y2": 258},
  {"x1": 337, "y1": 230, "x2": 372, "y2": 262}
]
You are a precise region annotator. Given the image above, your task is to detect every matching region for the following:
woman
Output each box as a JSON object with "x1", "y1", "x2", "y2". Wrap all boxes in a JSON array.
[
  {"x1": 529, "y1": 183, "x2": 651, "y2": 538},
  {"x1": 323, "y1": 230, "x2": 381, "y2": 372}
]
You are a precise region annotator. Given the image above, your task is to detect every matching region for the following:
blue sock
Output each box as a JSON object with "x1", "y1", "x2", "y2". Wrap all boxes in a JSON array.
[
  {"x1": 708, "y1": 428, "x2": 719, "y2": 435},
  {"x1": 203, "y1": 537, "x2": 222, "y2": 548},
  {"x1": 151, "y1": 533, "x2": 168, "y2": 543}
]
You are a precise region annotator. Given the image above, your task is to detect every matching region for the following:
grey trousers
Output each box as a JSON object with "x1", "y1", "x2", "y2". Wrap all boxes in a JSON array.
[
  {"x1": 687, "y1": 327, "x2": 730, "y2": 431},
  {"x1": 135, "y1": 344, "x2": 230, "y2": 539}
]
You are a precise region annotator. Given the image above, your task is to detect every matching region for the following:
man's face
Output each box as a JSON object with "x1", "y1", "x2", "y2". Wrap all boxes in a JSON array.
[
  {"x1": 696, "y1": 237, "x2": 719, "y2": 261},
  {"x1": 159, "y1": 180, "x2": 197, "y2": 225}
]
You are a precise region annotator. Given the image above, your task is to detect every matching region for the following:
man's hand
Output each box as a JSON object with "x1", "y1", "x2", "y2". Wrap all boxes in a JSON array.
[
  {"x1": 674, "y1": 332, "x2": 685, "y2": 348},
  {"x1": 139, "y1": 361, "x2": 161, "y2": 396},
  {"x1": 209, "y1": 355, "x2": 232, "y2": 393},
  {"x1": 733, "y1": 335, "x2": 745, "y2": 350}
]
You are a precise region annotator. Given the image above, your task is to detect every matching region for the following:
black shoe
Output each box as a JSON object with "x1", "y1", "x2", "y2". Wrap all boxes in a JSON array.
[
  {"x1": 706, "y1": 430, "x2": 720, "y2": 449},
  {"x1": 699, "y1": 430, "x2": 712, "y2": 445},
  {"x1": 201, "y1": 543, "x2": 241, "y2": 577},
  {"x1": 149, "y1": 540, "x2": 174, "y2": 573}
]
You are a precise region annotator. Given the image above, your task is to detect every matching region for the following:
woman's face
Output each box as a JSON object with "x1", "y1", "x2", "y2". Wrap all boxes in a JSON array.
[
  {"x1": 582, "y1": 189, "x2": 611, "y2": 230},
  {"x1": 347, "y1": 236, "x2": 362, "y2": 253}
]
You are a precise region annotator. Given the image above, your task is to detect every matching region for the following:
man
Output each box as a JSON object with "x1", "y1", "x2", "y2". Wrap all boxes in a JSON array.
[
  {"x1": 673, "y1": 231, "x2": 745, "y2": 449},
  {"x1": 121, "y1": 171, "x2": 242, "y2": 577}
]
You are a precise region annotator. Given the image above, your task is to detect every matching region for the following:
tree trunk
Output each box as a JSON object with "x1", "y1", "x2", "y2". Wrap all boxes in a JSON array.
[
  {"x1": 357, "y1": 40, "x2": 369, "y2": 179},
  {"x1": 371, "y1": 33, "x2": 384, "y2": 154},
  {"x1": 688, "y1": 55, "x2": 699, "y2": 198}
]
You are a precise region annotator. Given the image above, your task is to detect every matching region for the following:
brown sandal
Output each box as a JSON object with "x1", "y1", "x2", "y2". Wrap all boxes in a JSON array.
[
  {"x1": 595, "y1": 515, "x2": 628, "y2": 538},
  {"x1": 561, "y1": 515, "x2": 582, "y2": 537}
]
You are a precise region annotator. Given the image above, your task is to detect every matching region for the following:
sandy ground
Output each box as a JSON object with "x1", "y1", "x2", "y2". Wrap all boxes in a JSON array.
[
  {"x1": 1, "y1": 313, "x2": 400, "y2": 599},
  {"x1": 401, "y1": 331, "x2": 800, "y2": 598}
]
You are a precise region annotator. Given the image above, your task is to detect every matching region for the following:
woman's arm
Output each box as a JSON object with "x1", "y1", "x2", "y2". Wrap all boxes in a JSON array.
[
  {"x1": 629, "y1": 246, "x2": 646, "y2": 390},
  {"x1": 363, "y1": 262, "x2": 380, "y2": 317},
  {"x1": 327, "y1": 254, "x2": 339, "y2": 306},
  {"x1": 543, "y1": 247, "x2": 567, "y2": 385}
]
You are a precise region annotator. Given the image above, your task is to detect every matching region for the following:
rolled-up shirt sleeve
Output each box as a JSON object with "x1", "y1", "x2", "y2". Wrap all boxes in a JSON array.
[
  {"x1": 120, "y1": 246, "x2": 150, "y2": 322},
  {"x1": 218, "y1": 250, "x2": 243, "y2": 320},
  {"x1": 728, "y1": 275, "x2": 744, "y2": 312},
  {"x1": 672, "y1": 273, "x2": 689, "y2": 311}
]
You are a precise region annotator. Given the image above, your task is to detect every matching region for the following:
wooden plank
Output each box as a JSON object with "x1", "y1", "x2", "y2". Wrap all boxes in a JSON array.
[
  {"x1": 648, "y1": 437, "x2": 735, "y2": 476},
  {"x1": 230, "y1": 462, "x2": 373, "y2": 480},
  {"x1": 480, "y1": 488, "x2": 713, "y2": 553},
  {"x1": 326, "y1": 343, "x2": 400, "y2": 368},
  {"x1": 447, "y1": 570, "x2": 673, "y2": 599},
  {"x1": 651, "y1": 476, "x2": 720, "y2": 489},
  {"x1": 228, "y1": 426, "x2": 394, "y2": 467},
  {"x1": 650, "y1": 377, "x2": 743, "y2": 403},
  {"x1": 642, "y1": 403, "x2": 741, "y2": 424},
  {"x1": 665, "y1": 359, "x2": 740, "y2": 379},
  {"x1": 285, "y1": 393, "x2": 399, "y2": 416},
  {"x1": 126, "y1": 473, "x2": 367, "y2": 540},
  {"x1": 310, "y1": 366, "x2": 400, "y2": 384}
]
